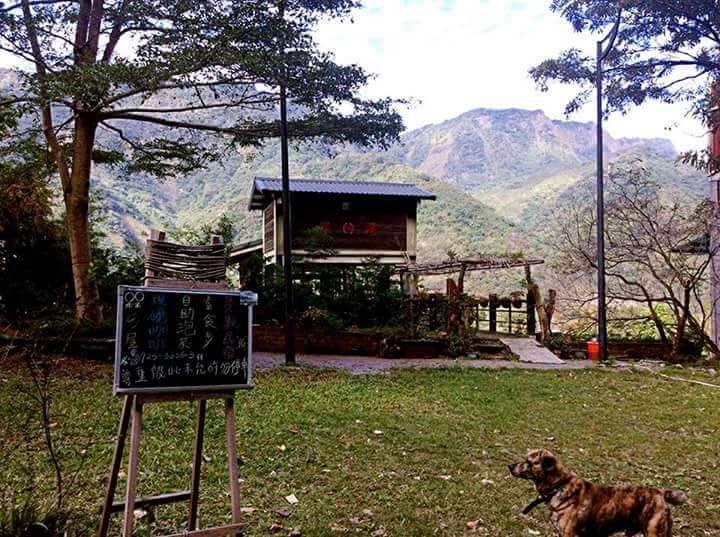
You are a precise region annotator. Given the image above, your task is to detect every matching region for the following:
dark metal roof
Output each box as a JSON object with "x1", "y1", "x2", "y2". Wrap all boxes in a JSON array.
[
  {"x1": 249, "y1": 177, "x2": 436, "y2": 209},
  {"x1": 227, "y1": 239, "x2": 263, "y2": 264}
]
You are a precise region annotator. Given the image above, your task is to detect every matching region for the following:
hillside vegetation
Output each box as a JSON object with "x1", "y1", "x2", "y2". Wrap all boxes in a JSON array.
[{"x1": 84, "y1": 107, "x2": 706, "y2": 274}]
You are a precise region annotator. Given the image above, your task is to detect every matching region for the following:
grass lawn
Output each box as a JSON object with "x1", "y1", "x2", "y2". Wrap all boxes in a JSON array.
[{"x1": 1, "y1": 355, "x2": 719, "y2": 536}]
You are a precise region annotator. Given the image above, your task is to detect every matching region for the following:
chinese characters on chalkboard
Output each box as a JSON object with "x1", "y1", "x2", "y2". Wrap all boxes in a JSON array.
[{"x1": 114, "y1": 287, "x2": 257, "y2": 394}]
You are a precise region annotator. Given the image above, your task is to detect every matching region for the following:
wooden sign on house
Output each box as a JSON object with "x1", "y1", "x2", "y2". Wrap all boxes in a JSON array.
[{"x1": 246, "y1": 177, "x2": 436, "y2": 265}]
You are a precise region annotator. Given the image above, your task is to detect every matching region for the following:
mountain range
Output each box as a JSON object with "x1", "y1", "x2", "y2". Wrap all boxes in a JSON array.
[
  {"x1": 1, "y1": 66, "x2": 707, "y2": 281},
  {"x1": 89, "y1": 106, "x2": 707, "y2": 277}
]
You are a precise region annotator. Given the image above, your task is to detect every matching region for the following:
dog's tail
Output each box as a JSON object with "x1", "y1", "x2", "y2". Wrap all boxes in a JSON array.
[{"x1": 663, "y1": 489, "x2": 687, "y2": 505}]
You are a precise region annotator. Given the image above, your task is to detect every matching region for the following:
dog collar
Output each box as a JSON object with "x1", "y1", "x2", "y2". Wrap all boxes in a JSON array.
[{"x1": 522, "y1": 480, "x2": 571, "y2": 515}]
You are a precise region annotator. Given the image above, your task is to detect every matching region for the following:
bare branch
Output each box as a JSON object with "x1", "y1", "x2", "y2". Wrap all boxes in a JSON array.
[{"x1": 20, "y1": 0, "x2": 72, "y2": 188}]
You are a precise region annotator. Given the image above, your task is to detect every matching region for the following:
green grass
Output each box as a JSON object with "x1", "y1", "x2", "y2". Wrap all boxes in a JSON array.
[{"x1": 1, "y1": 356, "x2": 719, "y2": 536}]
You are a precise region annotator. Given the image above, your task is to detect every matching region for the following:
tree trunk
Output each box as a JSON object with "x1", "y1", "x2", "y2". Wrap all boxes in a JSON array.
[
  {"x1": 687, "y1": 313, "x2": 720, "y2": 362},
  {"x1": 529, "y1": 283, "x2": 556, "y2": 344},
  {"x1": 64, "y1": 114, "x2": 103, "y2": 323},
  {"x1": 673, "y1": 316, "x2": 687, "y2": 356},
  {"x1": 671, "y1": 289, "x2": 691, "y2": 357},
  {"x1": 647, "y1": 302, "x2": 668, "y2": 343}
]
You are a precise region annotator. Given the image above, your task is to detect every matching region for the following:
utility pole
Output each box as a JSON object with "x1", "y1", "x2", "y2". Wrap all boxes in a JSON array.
[
  {"x1": 279, "y1": 1, "x2": 295, "y2": 365},
  {"x1": 595, "y1": 6, "x2": 622, "y2": 361}
]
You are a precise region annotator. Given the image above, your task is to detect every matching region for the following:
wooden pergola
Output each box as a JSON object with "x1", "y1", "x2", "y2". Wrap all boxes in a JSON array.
[
  {"x1": 394, "y1": 255, "x2": 544, "y2": 297},
  {"x1": 394, "y1": 256, "x2": 544, "y2": 276}
]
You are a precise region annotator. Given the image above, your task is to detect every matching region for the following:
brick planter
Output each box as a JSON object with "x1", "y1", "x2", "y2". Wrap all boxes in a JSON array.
[
  {"x1": 395, "y1": 339, "x2": 443, "y2": 359},
  {"x1": 555, "y1": 340, "x2": 676, "y2": 361},
  {"x1": 253, "y1": 325, "x2": 381, "y2": 356},
  {"x1": 252, "y1": 327, "x2": 444, "y2": 358},
  {"x1": 378, "y1": 337, "x2": 444, "y2": 359}
]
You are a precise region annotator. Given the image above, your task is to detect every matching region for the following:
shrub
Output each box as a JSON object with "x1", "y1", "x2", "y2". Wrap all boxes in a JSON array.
[
  {"x1": 298, "y1": 306, "x2": 343, "y2": 331},
  {"x1": 0, "y1": 157, "x2": 72, "y2": 320},
  {"x1": 0, "y1": 499, "x2": 71, "y2": 537}
]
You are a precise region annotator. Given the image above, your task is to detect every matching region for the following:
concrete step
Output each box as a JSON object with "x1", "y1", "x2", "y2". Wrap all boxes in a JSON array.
[{"x1": 498, "y1": 336, "x2": 564, "y2": 364}]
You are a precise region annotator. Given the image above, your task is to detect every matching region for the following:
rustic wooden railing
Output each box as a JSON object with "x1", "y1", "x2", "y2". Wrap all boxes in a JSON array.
[{"x1": 407, "y1": 293, "x2": 536, "y2": 336}]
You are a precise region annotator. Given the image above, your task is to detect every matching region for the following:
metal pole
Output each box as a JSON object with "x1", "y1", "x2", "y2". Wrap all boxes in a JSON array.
[
  {"x1": 279, "y1": 82, "x2": 295, "y2": 366},
  {"x1": 594, "y1": 6, "x2": 621, "y2": 361},
  {"x1": 277, "y1": 0, "x2": 295, "y2": 366},
  {"x1": 596, "y1": 40, "x2": 608, "y2": 361}
]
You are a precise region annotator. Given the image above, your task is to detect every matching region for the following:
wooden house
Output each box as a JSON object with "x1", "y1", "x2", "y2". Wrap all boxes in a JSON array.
[{"x1": 245, "y1": 177, "x2": 435, "y2": 265}]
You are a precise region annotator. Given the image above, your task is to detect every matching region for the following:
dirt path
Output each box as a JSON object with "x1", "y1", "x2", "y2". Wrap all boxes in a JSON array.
[{"x1": 253, "y1": 352, "x2": 593, "y2": 375}]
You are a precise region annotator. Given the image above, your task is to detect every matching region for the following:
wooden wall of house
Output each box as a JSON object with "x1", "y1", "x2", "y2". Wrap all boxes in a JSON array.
[
  {"x1": 263, "y1": 202, "x2": 275, "y2": 254},
  {"x1": 291, "y1": 194, "x2": 414, "y2": 252}
]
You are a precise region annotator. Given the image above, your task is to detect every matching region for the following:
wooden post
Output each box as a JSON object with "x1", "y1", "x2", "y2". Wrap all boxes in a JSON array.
[
  {"x1": 188, "y1": 399, "x2": 207, "y2": 530},
  {"x1": 457, "y1": 263, "x2": 466, "y2": 295},
  {"x1": 446, "y1": 278, "x2": 460, "y2": 335},
  {"x1": 98, "y1": 395, "x2": 133, "y2": 537},
  {"x1": 122, "y1": 397, "x2": 143, "y2": 537},
  {"x1": 526, "y1": 292, "x2": 536, "y2": 336},
  {"x1": 144, "y1": 229, "x2": 167, "y2": 283},
  {"x1": 709, "y1": 83, "x2": 720, "y2": 348},
  {"x1": 409, "y1": 299, "x2": 417, "y2": 338},
  {"x1": 489, "y1": 294, "x2": 498, "y2": 333},
  {"x1": 225, "y1": 398, "x2": 243, "y2": 536}
]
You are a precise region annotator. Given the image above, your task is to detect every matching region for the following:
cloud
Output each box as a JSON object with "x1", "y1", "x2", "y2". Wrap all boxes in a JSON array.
[
  {"x1": 315, "y1": 0, "x2": 706, "y2": 151},
  {"x1": 0, "y1": 1, "x2": 706, "y2": 152}
]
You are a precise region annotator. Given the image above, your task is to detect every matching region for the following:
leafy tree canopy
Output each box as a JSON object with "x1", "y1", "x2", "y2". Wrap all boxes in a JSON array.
[
  {"x1": 530, "y1": 0, "x2": 719, "y2": 169},
  {"x1": 0, "y1": 0, "x2": 403, "y2": 177},
  {"x1": 0, "y1": 0, "x2": 404, "y2": 322}
]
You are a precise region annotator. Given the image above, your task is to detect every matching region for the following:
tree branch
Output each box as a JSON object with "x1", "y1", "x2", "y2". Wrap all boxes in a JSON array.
[
  {"x1": 73, "y1": 0, "x2": 91, "y2": 61},
  {"x1": 0, "y1": 0, "x2": 78, "y2": 12},
  {"x1": 106, "y1": 96, "x2": 277, "y2": 115},
  {"x1": 21, "y1": 0, "x2": 72, "y2": 190},
  {"x1": 101, "y1": 77, "x2": 256, "y2": 107},
  {"x1": 101, "y1": 0, "x2": 128, "y2": 62},
  {"x1": 85, "y1": 0, "x2": 104, "y2": 62}
]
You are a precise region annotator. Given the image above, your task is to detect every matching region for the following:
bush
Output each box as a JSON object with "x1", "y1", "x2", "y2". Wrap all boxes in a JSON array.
[
  {"x1": 250, "y1": 259, "x2": 408, "y2": 332},
  {"x1": 91, "y1": 242, "x2": 145, "y2": 309},
  {"x1": 298, "y1": 306, "x2": 343, "y2": 331},
  {"x1": 0, "y1": 499, "x2": 71, "y2": 537},
  {"x1": 0, "y1": 164, "x2": 145, "y2": 326},
  {"x1": 446, "y1": 333, "x2": 470, "y2": 358},
  {"x1": 0, "y1": 157, "x2": 72, "y2": 320}
]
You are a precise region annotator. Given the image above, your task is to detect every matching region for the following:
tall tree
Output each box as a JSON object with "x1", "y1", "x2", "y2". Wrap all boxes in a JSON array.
[
  {"x1": 553, "y1": 160, "x2": 718, "y2": 357},
  {"x1": 530, "y1": 0, "x2": 719, "y2": 168},
  {"x1": 0, "y1": 0, "x2": 403, "y2": 322}
]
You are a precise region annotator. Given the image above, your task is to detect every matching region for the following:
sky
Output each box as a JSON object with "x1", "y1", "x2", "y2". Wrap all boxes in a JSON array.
[
  {"x1": 0, "y1": 1, "x2": 707, "y2": 152},
  {"x1": 315, "y1": 0, "x2": 708, "y2": 152}
]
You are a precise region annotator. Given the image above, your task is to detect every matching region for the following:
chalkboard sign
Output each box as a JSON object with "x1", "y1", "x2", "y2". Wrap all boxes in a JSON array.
[{"x1": 114, "y1": 286, "x2": 257, "y2": 394}]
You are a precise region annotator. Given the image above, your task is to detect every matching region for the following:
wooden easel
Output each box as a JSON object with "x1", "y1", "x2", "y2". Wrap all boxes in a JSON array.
[{"x1": 98, "y1": 231, "x2": 244, "y2": 537}]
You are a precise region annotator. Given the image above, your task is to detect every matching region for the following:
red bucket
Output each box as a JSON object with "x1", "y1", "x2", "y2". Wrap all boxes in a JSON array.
[{"x1": 587, "y1": 339, "x2": 601, "y2": 361}]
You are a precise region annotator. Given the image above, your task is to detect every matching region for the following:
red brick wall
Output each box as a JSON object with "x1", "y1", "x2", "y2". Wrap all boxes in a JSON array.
[{"x1": 253, "y1": 325, "x2": 381, "y2": 356}]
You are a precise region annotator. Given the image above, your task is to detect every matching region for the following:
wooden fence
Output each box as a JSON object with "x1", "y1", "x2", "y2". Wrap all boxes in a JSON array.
[{"x1": 408, "y1": 293, "x2": 536, "y2": 336}]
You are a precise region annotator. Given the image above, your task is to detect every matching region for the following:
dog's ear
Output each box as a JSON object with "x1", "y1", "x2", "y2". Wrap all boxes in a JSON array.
[{"x1": 541, "y1": 454, "x2": 556, "y2": 471}]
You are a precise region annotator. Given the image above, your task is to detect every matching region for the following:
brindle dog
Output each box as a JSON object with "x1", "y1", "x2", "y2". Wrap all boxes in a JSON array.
[{"x1": 508, "y1": 449, "x2": 687, "y2": 537}]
